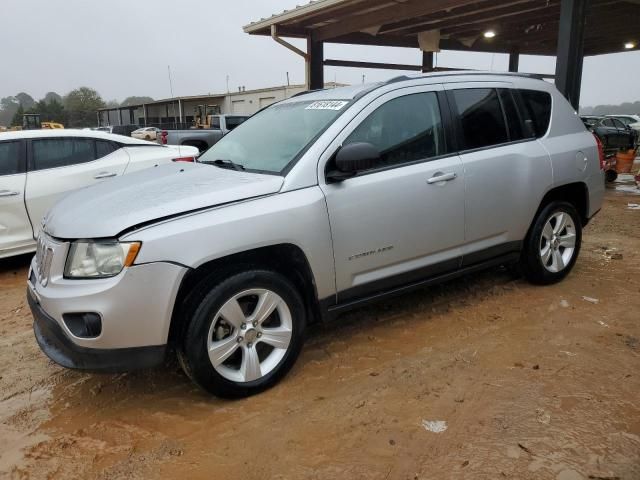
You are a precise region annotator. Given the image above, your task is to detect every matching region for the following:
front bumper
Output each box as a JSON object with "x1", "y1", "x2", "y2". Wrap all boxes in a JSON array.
[
  {"x1": 27, "y1": 240, "x2": 189, "y2": 370},
  {"x1": 29, "y1": 288, "x2": 166, "y2": 372}
]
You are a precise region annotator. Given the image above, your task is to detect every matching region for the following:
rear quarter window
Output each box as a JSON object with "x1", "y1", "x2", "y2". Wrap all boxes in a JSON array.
[{"x1": 517, "y1": 89, "x2": 552, "y2": 138}]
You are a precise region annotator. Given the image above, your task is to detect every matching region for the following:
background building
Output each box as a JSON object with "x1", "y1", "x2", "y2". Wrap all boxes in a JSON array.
[{"x1": 98, "y1": 83, "x2": 342, "y2": 128}]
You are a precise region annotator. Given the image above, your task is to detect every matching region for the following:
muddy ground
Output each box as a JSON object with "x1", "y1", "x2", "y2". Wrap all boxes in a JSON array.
[{"x1": 1, "y1": 176, "x2": 639, "y2": 480}]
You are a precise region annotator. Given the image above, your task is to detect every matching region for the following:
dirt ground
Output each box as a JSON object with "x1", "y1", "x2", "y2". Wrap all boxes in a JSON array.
[{"x1": 1, "y1": 175, "x2": 639, "y2": 480}]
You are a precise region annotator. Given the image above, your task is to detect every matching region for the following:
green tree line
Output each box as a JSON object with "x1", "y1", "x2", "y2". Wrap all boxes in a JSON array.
[{"x1": 0, "y1": 90, "x2": 153, "y2": 128}]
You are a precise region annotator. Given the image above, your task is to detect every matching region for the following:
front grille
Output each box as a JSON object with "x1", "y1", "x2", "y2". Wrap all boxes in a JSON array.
[{"x1": 35, "y1": 235, "x2": 54, "y2": 286}]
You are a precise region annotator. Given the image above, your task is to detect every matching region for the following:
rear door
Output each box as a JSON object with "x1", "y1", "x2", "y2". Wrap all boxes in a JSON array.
[
  {"x1": 445, "y1": 84, "x2": 552, "y2": 263},
  {"x1": 0, "y1": 140, "x2": 34, "y2": 256},
  {"x1": 611, "y1": 118, "x2": 633, "y2": 148},
  {"x1": 25, "y1": 137, "x2": 129, "y2": 236},
  {"x1": 600, "y1": 118, "x2": 625, "y2": 148}
]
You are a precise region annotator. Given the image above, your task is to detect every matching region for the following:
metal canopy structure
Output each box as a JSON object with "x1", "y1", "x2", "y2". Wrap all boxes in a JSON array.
[{"x1": 244, "y1": 0, "x2": 640, "y2": 108}]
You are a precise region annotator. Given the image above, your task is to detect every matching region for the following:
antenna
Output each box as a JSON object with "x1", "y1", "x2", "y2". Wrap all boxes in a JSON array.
[
  {"x1": 286, "y1": 71, "x2": 290, "y2": 86},
  {"x1": 168, "y1": 65, "x2": 177, "y2": 129}
]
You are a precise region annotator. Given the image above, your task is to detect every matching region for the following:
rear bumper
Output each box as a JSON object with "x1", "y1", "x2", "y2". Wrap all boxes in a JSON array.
[{"x1": 28, "y1": 288, "x2": 166, "y2": 372}]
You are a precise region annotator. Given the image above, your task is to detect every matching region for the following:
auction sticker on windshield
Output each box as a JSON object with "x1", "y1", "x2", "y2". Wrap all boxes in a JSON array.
[{"x1": 305, "y1": 100, "x2": 348, "y2": 110}]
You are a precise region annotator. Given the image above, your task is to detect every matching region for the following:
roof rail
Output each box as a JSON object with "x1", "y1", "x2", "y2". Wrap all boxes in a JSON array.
[{"x1": 291, "y1": 88, "x2": 325, "y2": 98}]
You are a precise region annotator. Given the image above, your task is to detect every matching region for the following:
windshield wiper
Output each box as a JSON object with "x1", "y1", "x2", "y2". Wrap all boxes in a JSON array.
[{"x1": 205, "y1": 158, "x2": 245, "y2": 171}]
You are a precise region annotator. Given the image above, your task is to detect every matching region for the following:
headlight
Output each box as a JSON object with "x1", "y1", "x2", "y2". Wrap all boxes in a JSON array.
[{"x1": 64, "y1": 241, "x2": 141, "y2": 278}]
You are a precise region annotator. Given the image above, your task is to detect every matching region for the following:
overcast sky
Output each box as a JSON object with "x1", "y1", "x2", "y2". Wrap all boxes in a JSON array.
[{"x1": 1, "y1": 0, "x2": 638, "y2": 107}]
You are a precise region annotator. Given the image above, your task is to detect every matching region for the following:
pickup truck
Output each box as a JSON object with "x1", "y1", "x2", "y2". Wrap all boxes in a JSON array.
[{"x1": 157, "y1": 115, "x2": 249, "y2": 152}]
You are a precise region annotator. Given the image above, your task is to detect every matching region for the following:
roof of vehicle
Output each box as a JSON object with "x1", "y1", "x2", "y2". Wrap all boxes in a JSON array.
[
  {"x1": 0, "y1": 128, "x2": 156, "y2": 145},
  {"x1": 280, "y1": 71, "x2": 553, "y2": 103}
]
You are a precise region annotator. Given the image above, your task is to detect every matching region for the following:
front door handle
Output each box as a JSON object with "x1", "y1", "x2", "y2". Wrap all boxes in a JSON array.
[
  {"x1": 0, "y1": 190, "x2": 20, "y2": 197},
  {"x1": 427, "y1": 172, "x2": 457, "y2": 184},
  {"x1": 94, "y1": 172, "x2": 117, "y2": 179}
]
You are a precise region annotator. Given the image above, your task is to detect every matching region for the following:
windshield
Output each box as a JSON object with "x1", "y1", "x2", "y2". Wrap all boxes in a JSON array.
[{"x1": 198, "y1": 99, "x2": 350, "y2": 174}]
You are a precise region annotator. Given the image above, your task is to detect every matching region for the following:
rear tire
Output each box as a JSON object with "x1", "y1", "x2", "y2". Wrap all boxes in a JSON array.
[
  {"x1": 178, "y1": 270, "x2": 306, "y2": 398},
  {"x1": 520, "y1": 201, "x2": 582, "y2": 285},
  {"x1": 605, "y1": 169, "x2": 618, "y2": 183}
]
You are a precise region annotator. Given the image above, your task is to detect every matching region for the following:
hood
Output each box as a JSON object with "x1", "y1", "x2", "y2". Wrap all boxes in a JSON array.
[{"x1": 44, "y1": 162, "x2": 283, "y2": 239}]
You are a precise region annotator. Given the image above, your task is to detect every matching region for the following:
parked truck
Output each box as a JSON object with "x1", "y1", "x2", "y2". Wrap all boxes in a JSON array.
[{"x1": 157, "y1": 114, "x2": 249, "y2": 152}]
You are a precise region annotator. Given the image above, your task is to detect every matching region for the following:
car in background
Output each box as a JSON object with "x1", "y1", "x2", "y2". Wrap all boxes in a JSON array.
[
  {"x1": 0, "y1": 129, "x2": 198, "y2": 259},
  {"x1": 94, "y1": 125, "x2": 141, "y2": 137},
  {"x1": 605, "y1": 114, "x2": 640, "y2": 134},
  {"x1": 581, "y1": 116, "x2": 637, "y2": 150},
  {"x1": 132, "y1": 127, "x2": 160, "y2": 141}
]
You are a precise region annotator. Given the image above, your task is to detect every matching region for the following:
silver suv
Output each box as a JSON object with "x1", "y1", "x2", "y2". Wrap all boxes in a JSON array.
[{"x1": 27, "y1": 73, "x2": 604, "y2": 397}]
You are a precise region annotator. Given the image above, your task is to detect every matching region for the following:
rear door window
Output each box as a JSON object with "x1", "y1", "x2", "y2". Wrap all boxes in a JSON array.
[
  {"x1": 0, "y1": 141, "x2": 23, "y2": 176},
  {"x1": 612, "y1": 119, "x2": 626, "y2": 129},
  {"x1": 451, "y1": 88, "x2": 509, "y2": 150},
  {"x1": 32, "y1": 138, "x2": 96, "y2": 171},
  {"x1": 517, "y1": 89, "x2": 552, "y2": 138}
]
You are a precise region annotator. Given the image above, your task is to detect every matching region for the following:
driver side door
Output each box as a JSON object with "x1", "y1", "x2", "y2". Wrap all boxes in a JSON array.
[{"x1": 320, "y1": 85, "x2": 465, "y2": 303}]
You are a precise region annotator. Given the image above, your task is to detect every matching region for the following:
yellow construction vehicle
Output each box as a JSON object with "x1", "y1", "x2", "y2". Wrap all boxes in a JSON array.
[
  {"x1": 21, "y1": 114, "x2": 64, "y2": 130},
  {"x1": 193, "y1": 104, "x2": 221, "y2": 129},
  {"x1": 22, "y1": 113, "x2": 41, "y2": 130},
  {"x1": 41, "y1": 121, "x2": 64, "y2": 129}
]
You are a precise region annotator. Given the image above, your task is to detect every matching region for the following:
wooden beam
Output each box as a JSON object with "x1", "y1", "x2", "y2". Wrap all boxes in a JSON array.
[
  {"x1": 324, "y1": 59, "x2": 423, "y2": 71},
  {"x1": 313, "y1": 0, "x2": 481, "y2": 41}
]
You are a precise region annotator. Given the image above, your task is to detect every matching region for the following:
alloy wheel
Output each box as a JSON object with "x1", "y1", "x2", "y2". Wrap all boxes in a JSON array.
[
  {"x1": 539, "y1": 211, "x2": 577, "y2": 273},
  {"x1": 206, "y1": 289, "x2": 293, "y2": 383}
]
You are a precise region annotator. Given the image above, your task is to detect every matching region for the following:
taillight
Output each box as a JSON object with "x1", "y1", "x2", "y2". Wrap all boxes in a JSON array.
[
  {"x1": 593, "y1": 133, "x2": 605, "y2": 170},
  {"x1": 172, "y1": 156, "x2": 195, "y2": 162},
  {"x1": 160, "y1": 130, "x2": 168, "y2": 145}
]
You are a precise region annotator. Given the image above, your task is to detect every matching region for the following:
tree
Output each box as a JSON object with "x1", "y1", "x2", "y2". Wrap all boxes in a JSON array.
[
  {"x1": 15, "y1": 92, "x2": 35, "y2": 111},
  {"x1": 0, "y1": 96, "x2": 19, "y2": 126},
  {"x1": 105, "y1": 99, "x2": 120, "y2": 108},
  {"x1": 30, "y1": 98, "x2": 66, "y2": 124},
  {"x1": 44, "y1": 92, "x2": 62, "y2": 104},
  {"x1": 11, "y1": 104, "x2": 24, "y2": 127},
  {"x1": 121, "y1": 96, "x2": 154, "y2": 106},
  {"x1": 63, "y1": 87, "x2": 105, "y2": 127}
]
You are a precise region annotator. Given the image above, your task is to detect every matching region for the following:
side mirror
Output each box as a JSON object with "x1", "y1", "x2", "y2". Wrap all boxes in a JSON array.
[{"x1": 327, "y1": 142, "x2": 381, "y2": 182}]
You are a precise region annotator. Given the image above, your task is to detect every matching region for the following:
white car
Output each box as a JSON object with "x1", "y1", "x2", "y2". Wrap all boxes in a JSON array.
[
  {"x1": 0, "y1": 129, "x2": 198, "y2": 259},
  {"x1": 131, "y1": 127, "x2": 160, "y2": 141}
]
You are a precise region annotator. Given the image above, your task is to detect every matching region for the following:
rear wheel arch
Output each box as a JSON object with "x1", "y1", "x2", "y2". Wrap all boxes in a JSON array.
[
  {"x1": 532, "y1": 182, "x2": 589, "y2": 228},
  {"x1": 168, "y1": 244, "x2": 321, "y2": 345}
]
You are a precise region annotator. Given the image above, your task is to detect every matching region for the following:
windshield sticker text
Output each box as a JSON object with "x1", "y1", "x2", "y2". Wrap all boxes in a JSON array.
[{"x1": 305, "y1": 101, "x2": 348, "y2": 111}]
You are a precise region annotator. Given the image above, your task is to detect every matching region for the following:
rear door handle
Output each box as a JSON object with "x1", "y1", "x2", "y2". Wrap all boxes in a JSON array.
[
  {"x1": 94, "y1": 172, "x2": 117, "y2": 179},
  {"x1": 0, "y1": 190, "x2": 20, "y2": 197},
  {"x1": 427, "y1": 172, "x2": 457, "y2": 184}
]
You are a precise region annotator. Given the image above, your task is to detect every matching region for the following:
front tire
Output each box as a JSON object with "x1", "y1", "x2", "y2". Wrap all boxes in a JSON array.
[
  {"x1": 520, "y1": 201, "x2": 582, "y2": 285},
  {"x1": 178, "y1": 270, "x2": 306, "y2": 398}
]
